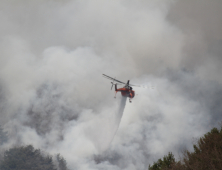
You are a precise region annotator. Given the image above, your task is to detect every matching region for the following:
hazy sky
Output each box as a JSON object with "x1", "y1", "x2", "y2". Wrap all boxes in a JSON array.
[{"x1": 0, "y1": 0, "x2": 222, "y2": 169}]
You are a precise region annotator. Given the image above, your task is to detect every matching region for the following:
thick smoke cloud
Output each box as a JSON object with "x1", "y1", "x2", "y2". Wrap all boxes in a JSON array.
[{"x1": 0, "y1": 0, "x2": 222, "y2": 169}]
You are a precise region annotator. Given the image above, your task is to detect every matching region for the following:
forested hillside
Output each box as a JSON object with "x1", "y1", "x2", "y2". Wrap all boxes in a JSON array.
[
  {"x1": 0, "y1": 126, "x2": 68, "y2": 170},
  {"x1": 2, "y1": 125, "x2": 222, "y2": 170},
  {"x1": 0, "y1": 145, "x2": 68, "y2": 170},
  {"x1": 149, "y1": 127, "x2": 222, "y2": 170}
]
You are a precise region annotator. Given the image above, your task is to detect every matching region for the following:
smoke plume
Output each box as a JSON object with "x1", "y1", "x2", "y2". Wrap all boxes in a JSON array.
[{"x1": 0, "y1": 0, "x2": 222, "y2": 169}]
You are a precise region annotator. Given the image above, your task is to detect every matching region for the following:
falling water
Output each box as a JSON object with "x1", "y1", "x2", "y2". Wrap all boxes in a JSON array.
[{"x1": 86, "y1": 96, "x2": 127, "y2": 153}]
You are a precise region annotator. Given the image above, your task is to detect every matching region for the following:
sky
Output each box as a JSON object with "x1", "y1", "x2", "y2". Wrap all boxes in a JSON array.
[{"x1": 0, "y1": 0, "x2": 222, "y2": 169}]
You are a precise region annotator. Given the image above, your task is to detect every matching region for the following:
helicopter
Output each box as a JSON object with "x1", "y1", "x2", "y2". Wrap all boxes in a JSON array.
[{"x1": 102, "y1": 74, "x2": 147, "y2": 103}]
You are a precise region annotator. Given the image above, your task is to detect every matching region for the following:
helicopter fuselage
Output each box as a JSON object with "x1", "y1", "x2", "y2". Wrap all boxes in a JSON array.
[{"x1": 115, "y1": 85, "x2": 135, "y2": 99}]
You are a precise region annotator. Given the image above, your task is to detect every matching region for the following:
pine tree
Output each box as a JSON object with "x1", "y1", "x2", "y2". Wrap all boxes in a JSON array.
[
  {"x1": 148, "y1": 127, "x2": 222, "y2": 170},
  {"x1": 149, "y1": 152, "x2": 175, "y2": 170},
  {"x1": 56, "y1": 154, "x2": 68, "y2": 170},
  {"x1": 182, "y1": 127, "x2": 222, "y2": 170},
  {"x1": 0, "y1": 145, "x2": 57, "y2": 170}
]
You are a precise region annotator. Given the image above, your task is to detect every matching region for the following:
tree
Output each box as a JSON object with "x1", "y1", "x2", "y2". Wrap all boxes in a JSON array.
[
  {"x1": 0, "y1": 145, "x2": 56, "y2": 170},
  {"x1": 182, "y1": 127, "x2": 222, "y2": 170},
  {"x1": 148, "y1": 127, "x2": 222, "y2": 170},
  {"x1": 56, "y1": 154, "x2": 68, "y2": 170},
  {"x1": 149, "y1": 152, "x2": 175, "y2": 170}
]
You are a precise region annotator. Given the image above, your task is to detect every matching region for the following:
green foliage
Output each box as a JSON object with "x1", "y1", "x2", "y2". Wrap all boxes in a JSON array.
[
  {"x1": 0, "y1": 145, "x2": 57, "y2": 170},
  {"x1": 149, "y1": 152, "x2": 175, "y2": 170}
]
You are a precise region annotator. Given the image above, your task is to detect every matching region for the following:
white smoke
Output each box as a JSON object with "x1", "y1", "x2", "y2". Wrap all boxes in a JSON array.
[
  {"x1": 84, "y1": 96, "x2": 127, "y2": 153},
  {"x1": 0, "y1": 0, "x2": 222, "y2": 170}
]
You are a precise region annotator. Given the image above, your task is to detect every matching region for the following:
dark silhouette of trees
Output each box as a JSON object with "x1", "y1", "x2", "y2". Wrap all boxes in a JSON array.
[
  {"x1": 0, "y1": 145, "x2": 68, "y2": 170},
  {"x1": 148, "y1": 152, "x2": 175, "y2": 170},
  {"x1": 182, "y1": 127, "x2": 222, "y2": 170},
  {"x1": 56, "y1": 154, "x2": 68, "y2": 170},
  {"x1": 149, "y1": 127, "x2": 222, "y2": 170}
]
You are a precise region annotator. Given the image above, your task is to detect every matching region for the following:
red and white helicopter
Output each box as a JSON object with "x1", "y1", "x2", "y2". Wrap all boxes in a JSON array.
[{"x1": 102, "y1": 74, "x2": 147, "y2": 103}]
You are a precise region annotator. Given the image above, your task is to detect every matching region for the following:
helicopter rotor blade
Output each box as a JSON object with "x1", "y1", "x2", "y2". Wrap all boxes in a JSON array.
[
  {"x1": 103, "y1": 74, "x2": 153, "y2": 89},
  {"x1": 102, "y1": 74, "x2": 126, "y2": 85}
]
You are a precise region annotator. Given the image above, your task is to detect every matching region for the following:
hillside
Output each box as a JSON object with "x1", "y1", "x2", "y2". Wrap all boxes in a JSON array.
[{"x1": 149, "y1": 127, "x2": 222, "y2": 170}]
